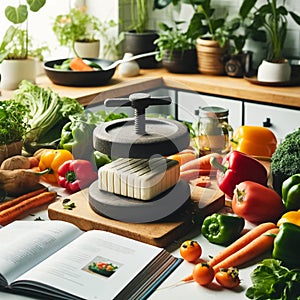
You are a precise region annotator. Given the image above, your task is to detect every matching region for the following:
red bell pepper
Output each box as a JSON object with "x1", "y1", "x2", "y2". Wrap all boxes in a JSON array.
[
  {"x1": 232, "y1": 181, "x2": 285, "y2": 224},
  {"x1": 210, "y1": 150, "x2": 268, "y2": 198},
  {"x1": 58, "y1": 159, "x2": 98, "y2": 192}
]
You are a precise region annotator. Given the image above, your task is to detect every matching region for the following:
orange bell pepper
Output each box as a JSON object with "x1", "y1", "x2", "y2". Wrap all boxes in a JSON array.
[
  {"x1": 38, "y1": 149, "x2": 73, "y2": 184},
  {"x1": 230, "y1": 125, "x2": 277, "y2": 158}
]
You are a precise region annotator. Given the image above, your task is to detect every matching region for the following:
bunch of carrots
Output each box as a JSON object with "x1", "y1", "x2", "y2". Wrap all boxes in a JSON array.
[
  {"x1": 0, "y1": 188, "x2": 57, "y2": 226},
  {"x1": 167, "y1": 150, "x2": 223, "y2": 187},
  {"x1": 180, "y1": 222, "x2": 279, "y2": 286}
]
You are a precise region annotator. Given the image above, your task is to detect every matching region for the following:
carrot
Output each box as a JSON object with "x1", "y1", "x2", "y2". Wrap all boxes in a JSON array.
[
  {"x1": 28, "y1": 156, "x2": 40, "y2": 168},
  {"x1": 69, "y1": 57, "x2": 93, "y2": 71},
  {"x1": 0, "y1": 191, "x2": 57, "y2": 226},
  {"x1": 212, "y1": 227, "x2": 279, "y2": 272},
  {"x1": 167, "y1": 151, "x2": 197, "y2": 166},
  {"x1": 194, "y1": 176, "x2": 211, "y2": 188},
  {"x1": 182, "y1": 273, "x2": 194, "y2": 282},
  {"x1": 208, "y1": 222, "x2": 277, "y2": 268},
  {"x1": 180, "y1": 153, "x2": 223, "y2": 172},
  {"x1": 0, "y1": 187, "x2": 48, "y2": 211},
  {"x1": 180, "y1": 169, "x2": 216, "y2": 182}
]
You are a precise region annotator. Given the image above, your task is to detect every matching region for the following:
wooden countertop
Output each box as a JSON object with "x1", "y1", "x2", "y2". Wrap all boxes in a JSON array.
[{"x1": 1, "y1": 68, "x2": 300, "y2": 108}]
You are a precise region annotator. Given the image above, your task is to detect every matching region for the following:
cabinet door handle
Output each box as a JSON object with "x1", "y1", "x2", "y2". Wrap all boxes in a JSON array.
[{"x1": 263, "y1": 117, "x2": 272, "y2": 127}]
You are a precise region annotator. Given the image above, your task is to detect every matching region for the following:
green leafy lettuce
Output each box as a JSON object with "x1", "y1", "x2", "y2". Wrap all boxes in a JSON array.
[
  {"x1": 246, "y1": 258, "x2": 300, "y2": 300},
  {"x1": 13, "y1": 80, "x2": 84, "y2": 154}
]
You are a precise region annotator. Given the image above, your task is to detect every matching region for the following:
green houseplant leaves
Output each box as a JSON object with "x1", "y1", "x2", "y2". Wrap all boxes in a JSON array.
[
  {"x1": 239, "y1": 0, "x2": 300, "y2": 61},
  {"x1": 0, "y1": 0, "x2": 46, "y2": 62}
]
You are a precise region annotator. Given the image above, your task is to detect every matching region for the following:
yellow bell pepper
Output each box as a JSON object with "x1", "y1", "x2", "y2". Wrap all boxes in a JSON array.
[
  {"x1": 277, "y1": 210, "x2": 300, "y2": 227},
  {"x1": 38, "y1": 149, "x2": 73, "y2": 184},
  {"x1": 231, "y1": 125, "x2": 277, "y2": 158}
]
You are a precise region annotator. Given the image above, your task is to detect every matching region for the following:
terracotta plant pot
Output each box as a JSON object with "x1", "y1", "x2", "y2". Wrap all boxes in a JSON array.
[
  {"x1": 196, "y1": 38, "x2": 228, "y2": 75},
  {"x1": 0, "y1": 140, "x2": 23, "y2": 164},
  {"x1": 162, "y1": 48, "x2": 198, "y2": 74}
]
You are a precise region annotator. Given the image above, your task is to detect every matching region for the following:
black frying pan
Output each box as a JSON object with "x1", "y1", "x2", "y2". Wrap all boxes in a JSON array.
[{"x1": 43, "y1": 58, "x2": 116, "y2": 87}]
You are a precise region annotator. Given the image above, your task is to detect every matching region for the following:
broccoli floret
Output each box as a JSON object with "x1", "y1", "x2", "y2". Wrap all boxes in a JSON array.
[
  {"x1": 271, "y1": 128, "x2": 300, "y2": 196},
  {"x1": 271, "y1": 128, "x2": 300, "y2": 177}
]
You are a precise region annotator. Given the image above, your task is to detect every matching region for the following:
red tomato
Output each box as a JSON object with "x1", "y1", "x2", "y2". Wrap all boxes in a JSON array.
[
  {"x1": 232, "y1": 181, "x2": 285, "y2": 224},
  {"x1": 179, "y1": 240, "x2": 202, "y2": 262},
  {"x1": 215, "y1": 267, "x2": 240, "y2": 289},
  {"x1": 192, "y1": 263, "x2": 214, "y2": 286}
]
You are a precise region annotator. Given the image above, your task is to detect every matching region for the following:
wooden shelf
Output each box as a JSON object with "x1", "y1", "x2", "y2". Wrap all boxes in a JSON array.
[{"x1": 1, "y1": 69, "x2": 300, "y2": 109}]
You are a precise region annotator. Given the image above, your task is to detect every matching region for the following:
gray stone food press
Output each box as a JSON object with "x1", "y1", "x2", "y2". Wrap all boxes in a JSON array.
[{"x1": 89, "y1": 93, "x2": 191, "y2": 223}]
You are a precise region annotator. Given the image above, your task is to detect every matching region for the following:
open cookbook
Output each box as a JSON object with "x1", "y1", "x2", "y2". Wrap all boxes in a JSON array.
[{"x1": 0, "y1": 220, "x2": 182, "y2": 300}]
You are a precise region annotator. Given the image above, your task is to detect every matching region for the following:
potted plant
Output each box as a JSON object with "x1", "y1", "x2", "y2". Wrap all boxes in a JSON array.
[
  {"x1": 239, "y1": 0, "x2": 300, "y2": 82},
  {"x1": 193, "y1": 0, "x2": 240, "y2": 75},
  {"x1": 154, "y1": 0, "x2": 239, "y2": 75},
  {"x1": 0, "y1": 0, "x2": 46, "y2": 90},
  {"x1": 154, "y1": 21, "x2": 200, "y2": 73},
  {"x1": 122, "y1": 0, "x2": 159, "y2": 68},
  {"x1": 53, "y1": 5, "x2": 104, "y2": 58},
  {"x1": 0, "y1": 100, "x2": 29, "y2": 164}
]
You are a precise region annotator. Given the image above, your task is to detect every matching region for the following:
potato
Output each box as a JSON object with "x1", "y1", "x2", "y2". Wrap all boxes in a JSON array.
[{"x1": 0, "y1": 155, "x2": 31, "y2": 170}]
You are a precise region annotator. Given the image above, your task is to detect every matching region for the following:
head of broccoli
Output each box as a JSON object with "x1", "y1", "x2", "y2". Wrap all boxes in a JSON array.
[{"x1": 271, "y1": 128, "x2": 300, "y2": 195}]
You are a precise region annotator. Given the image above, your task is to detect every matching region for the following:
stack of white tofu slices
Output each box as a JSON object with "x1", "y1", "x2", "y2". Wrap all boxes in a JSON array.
[{"x1": 98, "y1": 156, "x2": 180, "y2": 201}]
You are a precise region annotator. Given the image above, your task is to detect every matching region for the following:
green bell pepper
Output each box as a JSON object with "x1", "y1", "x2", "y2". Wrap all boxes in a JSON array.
[
  {"x1": 60, "y1": 119, "x2": 95, "y2": 158},
  {"x1": 201, "y1": 213, "x2": 245, "y2": 246},
  {"x1": 272, "y1": 222, "x2": 300, "y2": 269},
  {"x1": 59, "y1": 110, "x2": 128, "y2": 160},
  {"x1": 282, "y1": 174, "x2": 300, "y2": 211},
  {"x1": 93, "y1": 150, "x2": 111, "y2": 168}
]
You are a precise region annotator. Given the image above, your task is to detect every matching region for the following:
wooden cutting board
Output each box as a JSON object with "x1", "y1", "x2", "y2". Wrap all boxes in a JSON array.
[{"x1": 48, "y1": 183, "x2": 224, "y2": 248}]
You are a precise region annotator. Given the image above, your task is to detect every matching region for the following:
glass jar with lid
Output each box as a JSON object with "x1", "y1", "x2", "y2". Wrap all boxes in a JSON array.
[{"x1": 195, "y1": 106, "x2": 233, "y2": 155}]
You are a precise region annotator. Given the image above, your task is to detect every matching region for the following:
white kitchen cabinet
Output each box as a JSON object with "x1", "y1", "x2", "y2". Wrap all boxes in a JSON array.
[
  {"x1": 176, "y1": 91, "x2": 243, "y2": 131},
  {"x1": 244, "y1": 102, "x2": 300, "y2": 142}
]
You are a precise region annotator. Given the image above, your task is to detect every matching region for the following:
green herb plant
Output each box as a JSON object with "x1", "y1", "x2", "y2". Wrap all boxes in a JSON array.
[
  {"x1": 0, "y1": 0, "x2": 46, "y2": 63},
  {"x1": 154, "y1": 21, "x2": 199, "y2": 61},
  {"x1": 239, "y1": 0, "x2": 300, "y2": 62},
  {"x1": 0, "y1": 101, "x2": 29, "y2": 145},
  {"x1": 53, "y1": 5, "x2": 118, "y2": 58},
  {"x1": 53, "y1": 5, "x2": 101, "y2": 54}
]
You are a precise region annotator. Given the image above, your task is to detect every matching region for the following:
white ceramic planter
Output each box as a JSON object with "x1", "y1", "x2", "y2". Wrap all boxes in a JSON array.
[
  {"x1": 74, "y1": 40, "x2": 100, "y2": 58},
  {"x1": 0, "y1": 58, "x2": 36, "y2": 90},
  {"x1": 257, "y1": 59, "x2": 291, "y2": 82}
]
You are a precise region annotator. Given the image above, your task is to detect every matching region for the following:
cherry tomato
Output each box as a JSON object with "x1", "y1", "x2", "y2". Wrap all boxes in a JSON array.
[
  {"x1": 179, "y1": 240, "x2": 202, "y2": 262},
  {"x1": 215, "y1": 267, "x2": 240, "y2": 289},
  {"x1": 192, "y1": 263, "x2": 214, "y2": 286}
]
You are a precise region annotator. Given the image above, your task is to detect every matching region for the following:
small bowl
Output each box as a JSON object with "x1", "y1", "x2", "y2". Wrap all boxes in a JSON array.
[{"x1": 43, "y1": 58, "x2": 116, "y2": 87}]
